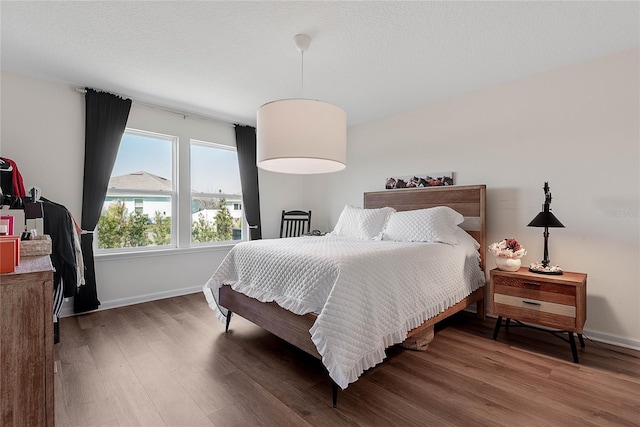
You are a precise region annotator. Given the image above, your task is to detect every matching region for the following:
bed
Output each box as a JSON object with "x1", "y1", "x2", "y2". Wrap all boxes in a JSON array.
[{"x1": 203, "y1": 184, "x2": 486, "y2": 405}]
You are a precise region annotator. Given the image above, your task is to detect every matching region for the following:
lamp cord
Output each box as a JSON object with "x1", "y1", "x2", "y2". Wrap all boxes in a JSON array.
[
  {"x1": 300, "y1": 50, "x2": 305, "y2": 98},
  {"x1": 581, "y1": 334, "x2": 640, "y2": 359}
]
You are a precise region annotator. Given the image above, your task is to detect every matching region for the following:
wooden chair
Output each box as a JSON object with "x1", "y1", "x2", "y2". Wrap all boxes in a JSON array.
[{"x1": 280, "y1": 210, "x2": 311, "y2": 238}]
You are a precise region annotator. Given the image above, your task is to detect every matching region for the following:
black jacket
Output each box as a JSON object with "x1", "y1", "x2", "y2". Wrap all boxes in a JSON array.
[{"x1": 42, "y1": 198, "x2": 77, "y2": 298}]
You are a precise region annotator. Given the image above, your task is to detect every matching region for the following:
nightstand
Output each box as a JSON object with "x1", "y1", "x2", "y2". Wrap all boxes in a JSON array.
[{"x1": 490, "y1": 267, "x2": 587, "y2": 363}]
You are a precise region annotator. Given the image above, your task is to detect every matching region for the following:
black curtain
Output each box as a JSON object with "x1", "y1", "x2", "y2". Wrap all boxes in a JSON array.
[
  {"x1": 75, "y1": 89, "x2": 132, "y2": 313},
  {"x1": 235, "y1": 125, "x2": 262, "y2": 240}
]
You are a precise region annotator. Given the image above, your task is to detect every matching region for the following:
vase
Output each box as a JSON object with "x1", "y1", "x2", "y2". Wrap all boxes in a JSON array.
[{"x1": 495, "y1": 257, "x2": 521, "y2": 272}]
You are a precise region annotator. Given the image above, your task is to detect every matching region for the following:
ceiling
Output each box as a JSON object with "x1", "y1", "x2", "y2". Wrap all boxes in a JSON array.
[{"x1": 1, "y1": 1, "x2": 638, "y2": 128}]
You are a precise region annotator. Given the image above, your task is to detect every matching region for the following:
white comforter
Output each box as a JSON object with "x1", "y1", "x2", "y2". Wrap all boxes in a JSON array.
[{"x1": 202, "y1": 235, "x2": 484, "y2": 389}]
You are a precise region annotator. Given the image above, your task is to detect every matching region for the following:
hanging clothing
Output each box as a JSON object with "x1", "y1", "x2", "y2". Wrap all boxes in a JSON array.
[
  {"x1": 0, "y1": 157, "x2": 26, "y2": 198},
  {"x1": 53, "y1": 280, "x2": 64, "y2": 343},
  {"x1": 0, "y1": 157, "x2": 26, "y2": 209},
  {"x1": 41, "y1": 197, "x2": 78, "y2": 299},
  {"x1": 71, "y1": 215, "x2": 86, "y2": 288}
]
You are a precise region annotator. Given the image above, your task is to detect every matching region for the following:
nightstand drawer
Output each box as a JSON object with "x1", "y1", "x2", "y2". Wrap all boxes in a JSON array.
[
  {"x1": 493, "y1": 294, "x2": 576, "y2": 317},
  {"x1": 493, "y1": 275, "x2": 575, "y2": 305},
  {"x1": 493, "y1": 298, "x2": 577, "y2": 330}
]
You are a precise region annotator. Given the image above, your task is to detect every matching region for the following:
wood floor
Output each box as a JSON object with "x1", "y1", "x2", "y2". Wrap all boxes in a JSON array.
[{"x1": 55, "y1": 292, "x2": 639, "y2": 427}]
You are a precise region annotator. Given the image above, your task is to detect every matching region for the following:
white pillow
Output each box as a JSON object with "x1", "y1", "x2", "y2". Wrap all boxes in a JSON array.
[
  {"x1": 454, "y1": 226, "x2": 481, "y2": 256},
  {"x1": 381, "y1": 206, "x2": 464, "y2": 244},
  {"x1": 332, "y1": 205, "x2": 396, "y2": 240}
]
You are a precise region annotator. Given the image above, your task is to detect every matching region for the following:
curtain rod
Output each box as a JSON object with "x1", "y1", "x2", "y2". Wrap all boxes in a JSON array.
[{"x1": 75, "y1": 87, "x2": 241, "y2": 128}]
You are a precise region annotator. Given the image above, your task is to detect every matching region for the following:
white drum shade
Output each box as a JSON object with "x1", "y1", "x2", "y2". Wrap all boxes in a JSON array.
[{"x1": 257, "y1": 99, "x2": 347, "y2": 174}]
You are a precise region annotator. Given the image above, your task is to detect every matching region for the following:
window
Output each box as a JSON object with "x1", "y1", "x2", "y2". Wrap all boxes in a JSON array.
[
  {"x1": 98, "y1": 129, "x2": 175, "y2": 251},
  {"x1": 97, "y1": 127, "x2": 244, "y2": 253},
  {"x1": 190, "y1": 141, "x2": 243, "y2": 244}
]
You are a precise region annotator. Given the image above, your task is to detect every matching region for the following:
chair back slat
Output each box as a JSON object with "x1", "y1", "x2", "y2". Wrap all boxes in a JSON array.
[{"x1": 280, "y1": 210, "x2": 312, "y2": 238}]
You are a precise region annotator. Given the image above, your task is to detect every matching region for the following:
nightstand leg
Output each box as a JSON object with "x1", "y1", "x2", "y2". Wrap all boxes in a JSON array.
[
  {"x1": 578, "y1": 333, "x2": 585, "y2": 348},
  {"x1": 493, "y1": 316, "x2": 502, "y2": 340},
  {"x1": 568, "y1": 332, "x2": 579, "y2": 363},
  {"x1": 505, "y1": 318, "x2": 511, "y2": 330}
]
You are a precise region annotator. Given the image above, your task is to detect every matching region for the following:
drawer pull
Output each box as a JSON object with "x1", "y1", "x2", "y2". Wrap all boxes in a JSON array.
[
  {"x1": 522, "y1": 300, "x2": 541, "y2": 306},
  {"x1": 523, "y1": 281, "x2": 541, "y2": 287}
]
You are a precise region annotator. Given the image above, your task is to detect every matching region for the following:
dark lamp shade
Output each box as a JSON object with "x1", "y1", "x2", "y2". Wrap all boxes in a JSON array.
[{"x1": 527, "y1": 211, "x2": 565, "y2": 228}]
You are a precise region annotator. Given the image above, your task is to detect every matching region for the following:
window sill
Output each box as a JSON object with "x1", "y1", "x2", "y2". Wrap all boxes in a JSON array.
[{"x1": 95, "y1": 243, "x2": 237, "y2": 261}]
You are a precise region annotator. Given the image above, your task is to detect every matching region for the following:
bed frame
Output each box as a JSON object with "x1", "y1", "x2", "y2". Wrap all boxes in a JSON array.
[{"x1": 219, "y1": 184, "x2": 486, "y2": 405}]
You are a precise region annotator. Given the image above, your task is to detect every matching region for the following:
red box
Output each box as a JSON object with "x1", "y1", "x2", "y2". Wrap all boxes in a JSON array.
[
  {"x1": 1, "y1": 236, "x2": 20, "y2": 265},
  {"x1": 0, "y1": 240, "x2": 16, "y2": 273}
]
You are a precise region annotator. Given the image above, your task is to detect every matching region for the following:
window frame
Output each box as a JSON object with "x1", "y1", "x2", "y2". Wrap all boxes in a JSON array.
[
  {"x1": 96, "y1": 127, "x2": 247, "y2": 256},
  {"x1": 97, "y1": 128, "x2": 177, "y2": 254},
  {"x1": 189, "y1": 139, "x2": 246, "y2": 247}
]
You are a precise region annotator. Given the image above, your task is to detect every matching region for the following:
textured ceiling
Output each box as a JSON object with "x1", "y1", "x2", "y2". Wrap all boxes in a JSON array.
[{"x1": 1, "y1": 1, "x2": 638, "y2": 127}]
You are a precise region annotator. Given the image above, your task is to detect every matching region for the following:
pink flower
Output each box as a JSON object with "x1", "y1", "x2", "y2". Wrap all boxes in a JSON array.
[{"x1": 488, "y1": 238, "x2": 527, "y2": 259}]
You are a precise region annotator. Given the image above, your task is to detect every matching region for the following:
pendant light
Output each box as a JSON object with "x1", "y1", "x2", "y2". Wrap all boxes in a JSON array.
[{"x1": 257, "y1": 34, "x2": 347, "y2": 174}]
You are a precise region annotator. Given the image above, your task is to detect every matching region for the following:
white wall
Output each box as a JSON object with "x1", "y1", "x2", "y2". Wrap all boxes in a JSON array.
[
  {"x1": 1, "y1": 72, "x2": 85, "y2": 215},
  {"x1": 0, "y1": 70, "x2": 304, "y2": 312},
  {"x1": 305, "y1": 49, "x2": 640, "y2": 348}
]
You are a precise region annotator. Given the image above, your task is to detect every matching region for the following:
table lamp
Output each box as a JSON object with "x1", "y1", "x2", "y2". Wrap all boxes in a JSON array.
[{"x1": 528, "y1": 182, "x2": 564, "y2": 275}]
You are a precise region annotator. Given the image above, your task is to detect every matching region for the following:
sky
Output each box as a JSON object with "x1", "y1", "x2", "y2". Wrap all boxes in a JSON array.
[{"x1": 111, "y1": 132, "x2": 242, "y2": 195}]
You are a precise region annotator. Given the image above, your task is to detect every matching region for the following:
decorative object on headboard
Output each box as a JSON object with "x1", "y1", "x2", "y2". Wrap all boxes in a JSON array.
[
  {"x1": 528, "y1": 182, "x2": 565, "y2": 275},
  {"x1": 385, "y1": 172, "x2": 454, "y2": 189}
]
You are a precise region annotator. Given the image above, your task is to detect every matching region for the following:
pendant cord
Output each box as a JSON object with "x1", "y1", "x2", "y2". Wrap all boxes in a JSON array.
[{"x1": 301, "y1": 50, "x2": 305, "y2": 98}]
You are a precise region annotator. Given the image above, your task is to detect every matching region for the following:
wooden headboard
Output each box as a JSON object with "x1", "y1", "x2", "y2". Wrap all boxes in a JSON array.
[{"x1": 364, "y1": 184, "x2": 486, "y2": 272}]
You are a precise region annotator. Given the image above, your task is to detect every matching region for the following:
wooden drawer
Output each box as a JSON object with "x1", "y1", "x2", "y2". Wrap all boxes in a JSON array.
[
  {"x1": 493, "y1": 275, "x2": 575, "y2": 306},
  {"x1": 490, "y1": 268, "x2": 587, "y2": 332}
]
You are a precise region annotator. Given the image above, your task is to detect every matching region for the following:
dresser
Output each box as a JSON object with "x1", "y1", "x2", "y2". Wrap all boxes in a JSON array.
[
  {"x1": 490, "y1": 267, "x2": 587, "y2": 362},
  {"x1": 1, "y1": 255, "x2": 54, "y2": 426}
]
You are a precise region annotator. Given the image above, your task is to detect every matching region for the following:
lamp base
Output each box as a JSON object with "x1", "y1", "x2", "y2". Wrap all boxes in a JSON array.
[{"x1": 529, "y1": 262, "x2": 563, "y2": 275}]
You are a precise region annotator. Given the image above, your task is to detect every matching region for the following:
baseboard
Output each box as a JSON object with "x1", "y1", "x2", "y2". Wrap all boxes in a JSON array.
[
  {"x1": 580, "y1": 329, "x2": 640, "y2": 351},
  {"x1": 462, "y1": 307, "x2": 640, "y2": 351},
  {"x1": 59, "y1": 285, "x2": 203, "y2": 318}
]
